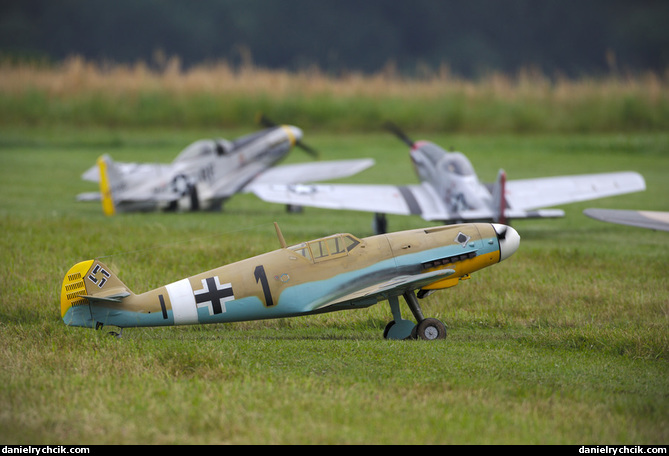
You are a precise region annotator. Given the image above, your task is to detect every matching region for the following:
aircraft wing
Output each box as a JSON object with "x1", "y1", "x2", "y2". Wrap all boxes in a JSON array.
[
  {"x1": 253, "y1": 172, "x2": 645, "y2": 223},
  {"x1": 243, "y1": 159, "x2": 375, "y2": 191},
  {"x1": 252, "y1": 182, "x2": 458, "y2": 220},
  {"x1": 316, "y1": 268, "x2": 456, "y2": 310},
  {"x1": 505, "y1": 172, "x2": 646, "y2": 211},
  {"x1": 81, "y1": 161, "x2": 171, "y2": 183},
  {"x1": 251, "y1": 181, "x2": 538, "y2": 222},
  {"x1": 584, "y1": 208, "x2": 669, "y2": 231}
]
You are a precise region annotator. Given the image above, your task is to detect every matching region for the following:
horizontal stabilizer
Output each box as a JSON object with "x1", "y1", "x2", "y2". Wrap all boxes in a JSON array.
[{"x1": 81, "y1": 288, "x2": 131, "y2": 303}]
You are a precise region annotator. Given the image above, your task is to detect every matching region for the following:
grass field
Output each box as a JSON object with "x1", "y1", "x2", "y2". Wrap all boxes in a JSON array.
[{"x1": 1, "y1": 124, "x2": 668, "y2": 444}]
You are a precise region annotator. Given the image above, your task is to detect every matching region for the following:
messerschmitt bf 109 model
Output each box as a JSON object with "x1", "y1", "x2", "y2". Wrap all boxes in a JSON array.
[
  {"x1": 252, "y1": 123, "x2": 646, "y2": 233},
  {"x1": 78, "y1": 123, "x2": 373, "y2": 215},
  {"x1": 61, "y1": 222, "x2": 520, "y2": 340}
]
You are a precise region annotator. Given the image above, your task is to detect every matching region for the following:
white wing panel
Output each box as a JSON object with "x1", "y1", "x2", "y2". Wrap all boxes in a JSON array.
[
  {"x1": 244, "y1": 159, "x2": 375, "y2": 190},
  {"x1": 584, "y1": 208, "x2": 669, "y2": 232},
  {"x1": 253, "y1": 181, "x2": 462, "y2": 221},
  {"x1": 253, "y1": 183, "x2": 414, "y2": 215},
  {"x1": 505, "y1": 172, "x2": 645, "y2": 211}
]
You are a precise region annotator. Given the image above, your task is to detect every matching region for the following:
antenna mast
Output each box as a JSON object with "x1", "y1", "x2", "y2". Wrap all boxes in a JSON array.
[{"x1": 274, "y1": 222, "x2": 287, "y2": 249}]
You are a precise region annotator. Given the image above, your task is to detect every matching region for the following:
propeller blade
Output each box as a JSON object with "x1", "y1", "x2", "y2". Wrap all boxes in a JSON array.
[
  {"x1": 383, "y1": 121, "x2": 415, "y2": 147},
  {"x1": 295, "y1": 139, "x2": 320, "y2": 158},
  {"x1": 256, "y1": 113, "x2": 276, "y2": 128}
]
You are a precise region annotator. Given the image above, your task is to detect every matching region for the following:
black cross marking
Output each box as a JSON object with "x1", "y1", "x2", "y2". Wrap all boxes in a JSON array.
[{"x1": 194, "y1": 276, "x2": 234, "y2": 315}]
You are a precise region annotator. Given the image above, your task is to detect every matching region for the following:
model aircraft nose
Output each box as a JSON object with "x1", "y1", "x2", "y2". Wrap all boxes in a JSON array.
[
  {"x1": 492, "y1": 224, "x2": 520, "y2": 261},
  {"x1": 281, "y1": 125, "x2": 303, "y2": 145}
]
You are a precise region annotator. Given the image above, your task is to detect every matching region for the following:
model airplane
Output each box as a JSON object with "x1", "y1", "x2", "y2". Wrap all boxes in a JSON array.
[
  {"x1": 584, "y1": 208, "x2": 669, "y2": 231},
  {"x1": 61, "y1": 222, "x2": 520, "y2": 340},
  {"x1": 78, "y1": 124, "x2": 373, "y2": 215},
  {"x1": 252, "y1": 123, "x2": 646, "y2": 233}
]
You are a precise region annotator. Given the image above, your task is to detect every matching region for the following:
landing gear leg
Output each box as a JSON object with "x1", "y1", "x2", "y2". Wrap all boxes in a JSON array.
[
  {"x1": 404, "y1": 290, "x2": 447, "y2": 341},
  {"x1": 403, "y1": 290, "x2": 425, "y2": 323},
  {"x1": 373, "y1": 213, "x2": 388, "y2": 235},
  {"x1": 286, "y1": 204, "x2": 303, "y2": 213},
  {"x1": 383, "y1": 295, "x2": 416, "y2": 340},
  {"x1": 383, "y1": 292, "x2": 447, "y2": 341}
]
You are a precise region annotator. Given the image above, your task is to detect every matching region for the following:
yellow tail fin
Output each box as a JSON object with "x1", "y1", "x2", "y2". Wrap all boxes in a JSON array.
[
  {"x1": 61, "y1": 259, "x2": 132, "y2": 327},
  {"x1": 97, "y1": 156, "x2": 116, "y2": 216},
  {"x1": 61, "y1": 260, "x2": 94, "y2": 322}
]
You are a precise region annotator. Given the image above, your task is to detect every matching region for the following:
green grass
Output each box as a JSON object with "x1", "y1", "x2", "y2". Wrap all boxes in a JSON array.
[
  {"x1": 0, "y1": 126, "x2": 668, "y2": 444},
  {"x1": 2, "y1": 88, "x2": 667, "y2": 134}
]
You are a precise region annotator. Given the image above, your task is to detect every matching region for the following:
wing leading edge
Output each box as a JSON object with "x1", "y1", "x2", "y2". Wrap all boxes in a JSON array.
[
  {"x1": 243, "y1": 159, "x2": 375, "y2": 191},
  {"x1": 584, "y1": 208, "x2": 669, "y2": 231},
  {"x1": 253, "y1": 171, "x2": 645, "y2": 223},
  {"x1": 314, "y1": 268, "x2": 456, "y2": 310},
  {"x1": 252, "y1": 182, "x2": 451, "y2": 219},
  {"x1": 252, "y1": 182, "x2": 562, "y2": 222},
  {"x1": 505, "y1": 171, "x2": 646, "y2": 211}
]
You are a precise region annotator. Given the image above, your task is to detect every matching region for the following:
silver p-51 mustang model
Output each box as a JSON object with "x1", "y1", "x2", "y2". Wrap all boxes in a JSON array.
[
  {"x1": 78, "y1": 124, "x2": 373, "y2": 215},
  {"x1": 253, "y1": 124, "x2": 645, "y2": 233}
]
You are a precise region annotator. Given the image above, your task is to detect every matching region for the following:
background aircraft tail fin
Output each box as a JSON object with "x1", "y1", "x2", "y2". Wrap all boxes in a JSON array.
[
  {"x1": 60, "y1": 259, "x2": 134, "y2": 327},
  {"x1": 492, "y1": 169, "x2": 507, "y2": 224},
  {"x1": 97, "y1": 155, "x2": 119, "y2": 216}
]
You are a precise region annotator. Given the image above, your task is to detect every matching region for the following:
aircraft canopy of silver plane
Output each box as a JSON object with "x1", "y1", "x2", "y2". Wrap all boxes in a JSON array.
[{"x1": 61, "y1": 222, "x2": 520, "y2": 340}]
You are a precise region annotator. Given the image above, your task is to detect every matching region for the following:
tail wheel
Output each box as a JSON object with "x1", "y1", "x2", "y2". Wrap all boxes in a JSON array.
[{"x1": 415, "y1": 318, "x2": 447, "y2": 340}]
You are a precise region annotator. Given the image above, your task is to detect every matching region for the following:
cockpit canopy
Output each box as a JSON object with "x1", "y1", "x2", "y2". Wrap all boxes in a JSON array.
[
  {"x1": 416, "y1": 143, "x2": 475, "y2": 177},
  {"x1": 173, "y1": 139, "x2": 234, "y2": 162},
  {"x1": 289, "y1": 234, "x2": 361, "y2": 263},
  {"x1": 439, "y1": 152, "x2": 475, "y2": 176}
]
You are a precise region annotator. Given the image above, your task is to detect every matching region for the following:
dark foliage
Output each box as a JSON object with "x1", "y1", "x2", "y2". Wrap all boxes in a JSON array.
[{"x1": 1, "y1": 0, "x2": 668, "y2": 77}]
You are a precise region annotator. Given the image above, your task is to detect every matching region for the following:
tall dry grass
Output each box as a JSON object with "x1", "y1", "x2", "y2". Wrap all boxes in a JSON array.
[{"x1": 1, "y1": 55, "x2": 667, "y2": 132}]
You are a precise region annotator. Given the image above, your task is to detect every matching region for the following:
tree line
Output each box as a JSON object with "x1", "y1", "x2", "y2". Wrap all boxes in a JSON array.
[{"x1": 1, "y1": 0, "x2": 668, "y2": 78}]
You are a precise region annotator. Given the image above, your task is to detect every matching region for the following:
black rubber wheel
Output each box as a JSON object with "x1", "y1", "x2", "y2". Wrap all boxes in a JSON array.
[{"x1": 415, "y1": 318, "x2": 447, "y2": 340}]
